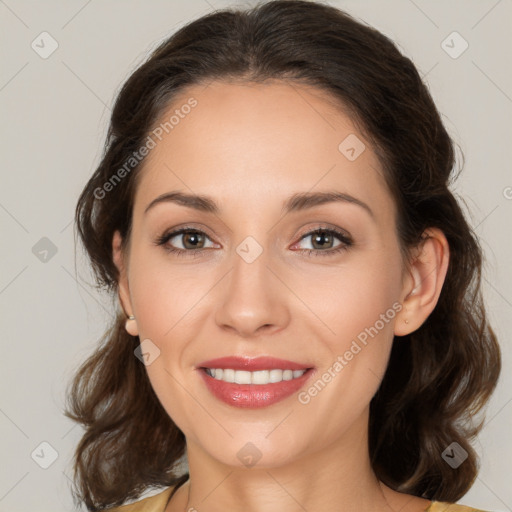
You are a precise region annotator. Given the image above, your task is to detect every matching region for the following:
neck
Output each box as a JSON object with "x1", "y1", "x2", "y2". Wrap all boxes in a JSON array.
[{"x1": 168, "y1": 409, "x2": 402, "y2": 512}]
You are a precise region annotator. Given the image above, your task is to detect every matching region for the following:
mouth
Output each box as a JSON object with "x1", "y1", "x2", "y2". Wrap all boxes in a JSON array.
[{"x1": 196, "y1": 356, "x2": 315, "y2": 408}]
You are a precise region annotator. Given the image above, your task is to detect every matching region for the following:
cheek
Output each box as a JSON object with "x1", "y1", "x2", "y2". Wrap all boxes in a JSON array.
[
  {"x1": 126, "y1": 251, "x2": 212, "y2": 432},
  {"x1": 298, "y1": 251, "x2": 403, "y2": 348},
  {"x1": 128, "y1": 248, "x2": 211, "y2": 340},
  {"x1": 305, "y1": 249, "x2": 403, "y2": 402}
]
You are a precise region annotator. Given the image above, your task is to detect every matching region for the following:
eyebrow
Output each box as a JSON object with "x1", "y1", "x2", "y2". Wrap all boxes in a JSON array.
[{"x1": 144, "y1": 190, "x2": 374, "y2": 218}]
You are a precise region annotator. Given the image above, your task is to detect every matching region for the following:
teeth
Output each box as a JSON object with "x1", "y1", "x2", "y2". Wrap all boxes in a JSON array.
[
  {"x1": 204, "y1": 368, "x2": 307, "y2": 384},
  {"x1": 234, "y1": 370, "x2": 252, "y2": 384},
  {"x1": 223, "y1": 368, "x2": 235, "y2": 383}
]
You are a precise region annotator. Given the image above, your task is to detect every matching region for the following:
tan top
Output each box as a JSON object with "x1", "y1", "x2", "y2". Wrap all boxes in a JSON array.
[{"x1": 106, "y1": 486, "x2": 490, "y2": 512}]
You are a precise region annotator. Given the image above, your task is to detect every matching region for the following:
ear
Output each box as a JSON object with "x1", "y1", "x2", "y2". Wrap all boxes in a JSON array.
[
  {"x1": 112, "y1": 230, "x2": 139, "y2": 336},
  {"x1": 394, "y1": 228, "x2": 450, "y2": 336}
]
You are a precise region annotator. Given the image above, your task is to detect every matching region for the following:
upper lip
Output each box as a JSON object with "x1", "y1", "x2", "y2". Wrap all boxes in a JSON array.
[{"x1": 197, "y1": 356, "x2": 313, "y2": 371}]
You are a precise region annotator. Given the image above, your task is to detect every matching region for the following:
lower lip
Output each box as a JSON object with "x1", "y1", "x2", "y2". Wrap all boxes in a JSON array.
[{"x1": 198, "y1": 368, "x2": 315, "y2": 408}]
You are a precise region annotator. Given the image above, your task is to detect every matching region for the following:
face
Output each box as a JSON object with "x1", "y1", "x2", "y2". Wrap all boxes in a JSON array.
[{"x1": 114, "y1": 80, "x2": 412, "y2": 469}]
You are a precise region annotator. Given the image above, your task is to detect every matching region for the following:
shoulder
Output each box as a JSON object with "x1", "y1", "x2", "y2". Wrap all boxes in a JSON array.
[
  {"x1": 104, "y1": 487, "x2": 174, "y2": 512},
  {"x1": 428, "y1": 501, "x2": 492, "y2": 512}
]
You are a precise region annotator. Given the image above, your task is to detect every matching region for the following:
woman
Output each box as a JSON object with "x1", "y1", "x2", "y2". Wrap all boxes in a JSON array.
[{"x1": 65, "y1": 1, "x2": 501, "y2": 511}]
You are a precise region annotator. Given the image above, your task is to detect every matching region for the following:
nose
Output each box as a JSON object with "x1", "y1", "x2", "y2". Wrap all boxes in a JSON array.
[{"x1": 214, "y1": 244, "x2": 290, "y2": 339}]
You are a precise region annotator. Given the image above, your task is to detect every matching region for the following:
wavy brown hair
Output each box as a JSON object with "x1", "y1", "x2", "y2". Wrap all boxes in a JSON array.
[{"x1": 65, "y1": 1, "x2": 501, "y2": 510}]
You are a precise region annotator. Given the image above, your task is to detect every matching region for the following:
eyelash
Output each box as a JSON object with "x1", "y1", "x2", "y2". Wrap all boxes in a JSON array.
[{"x1": 154, "y1": 225, "x2": 353, "y2": 258}]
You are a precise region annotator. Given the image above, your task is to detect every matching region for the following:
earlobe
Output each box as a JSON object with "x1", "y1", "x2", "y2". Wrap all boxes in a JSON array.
[
  {"x1": 124, "y1": 315, "x2": 139, "y2": 337},
  {"x1": 394, "y1": 228, "x2": 450, "y2": 337},
  {"x1": 112, "y1": 230, "x2": 139, "y2": 337}
]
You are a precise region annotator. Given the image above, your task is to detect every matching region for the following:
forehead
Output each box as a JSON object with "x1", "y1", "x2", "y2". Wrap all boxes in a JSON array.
[{"x1": 133, "y1": 80, "x2": 392, "y2": 218}]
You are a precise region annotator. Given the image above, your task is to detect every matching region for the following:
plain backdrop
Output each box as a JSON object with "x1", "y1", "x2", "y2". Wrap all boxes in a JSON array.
[{"x1": 1, "y1": 1, "x2": 511, "y2": 511}]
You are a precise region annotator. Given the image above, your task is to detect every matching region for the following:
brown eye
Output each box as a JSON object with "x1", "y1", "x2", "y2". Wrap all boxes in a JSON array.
[
  {"x1": 292, "y1": 227, "x2": 353, "y2": 257},
  {"x1": 175, "y1": 230, "x2": 207, "y2": 249},
  {"x1": 155, "y1": 227, "x2": 216, "y2": 256},
  {"x1": 309, "y1": 230, "x2": 337, "y2": 250}
]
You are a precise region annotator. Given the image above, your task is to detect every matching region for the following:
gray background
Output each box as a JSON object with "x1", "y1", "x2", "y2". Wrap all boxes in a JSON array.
[{"x1": 1, "y1": 1, "x2": 511, "y2": 511}]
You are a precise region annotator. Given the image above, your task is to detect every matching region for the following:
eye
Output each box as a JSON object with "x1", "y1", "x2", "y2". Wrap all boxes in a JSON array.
[
  {"x1": 154, "y1": 227, "x2": 217, "y2": 257},
  {"x1": 292, "y1": 226, "x2": 353, "y2": 257}
]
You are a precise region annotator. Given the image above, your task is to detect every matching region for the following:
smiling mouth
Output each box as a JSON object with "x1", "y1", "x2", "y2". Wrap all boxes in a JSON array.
[{"x1": 196, "y1": 355, "x2": 315, "y2": 408}]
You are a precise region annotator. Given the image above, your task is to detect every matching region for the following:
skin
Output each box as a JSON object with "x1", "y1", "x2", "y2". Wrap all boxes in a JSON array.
[{"x1": 113, "y1": 80, "x2": 449, "y2": 512}]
